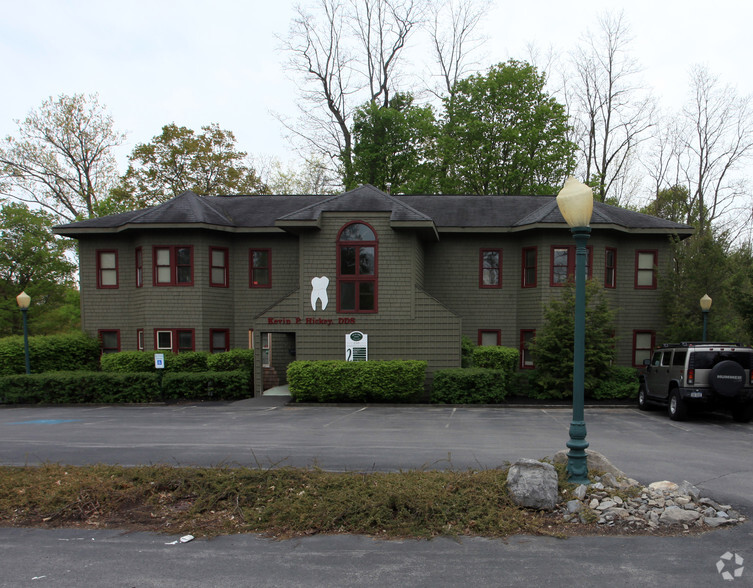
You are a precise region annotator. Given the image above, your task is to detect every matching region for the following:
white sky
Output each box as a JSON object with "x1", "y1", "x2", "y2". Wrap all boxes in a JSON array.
[{"x1": 2, "y1": 0, "x2": 752, "y2": 174}]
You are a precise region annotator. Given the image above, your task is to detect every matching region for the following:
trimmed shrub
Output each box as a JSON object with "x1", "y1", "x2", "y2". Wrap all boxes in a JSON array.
[
  {"x1": 100, "y1": 351, "x2": 161, "y2": 373},
  {"x1": 168, "y1": 351, "x2": 209, "y2": 373},
  {"x1": 161, "y1": 371, "x2": 251, "y2": 401},
  {"x1": 461, "y1": 336, "x2": 475, "y2": 368},
  {"x1": 0, "y1": 333, "x2": 100, "y2": 376},
  {"x1": 592, "y1": 366, "x2": 640, "y2": 400},
  {"x1": 472, "y1": 346, "x2": 519, "y2": 373},
  {"x1": 207, "y1": 349, "x2": 254, "y2": 372},
  {"x1": 430, "y1": 368, "x2": 508, "y2": 404},
  {"x1": 287, "y1": 360, "x2": 426, "y2": 403}
]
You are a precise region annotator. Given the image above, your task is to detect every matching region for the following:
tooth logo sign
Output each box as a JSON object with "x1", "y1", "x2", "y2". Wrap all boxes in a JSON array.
[{"x1": 311, "y1": 276, "x2": 330, "y2": 311}]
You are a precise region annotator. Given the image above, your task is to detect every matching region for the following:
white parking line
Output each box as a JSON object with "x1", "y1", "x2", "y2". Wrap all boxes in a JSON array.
[
  {"x1": 445, "y1": 408, "x2": 457, "y2": 428},
  {"x1": 323, "y1": 407, "x2": 368, "y2": 428}
]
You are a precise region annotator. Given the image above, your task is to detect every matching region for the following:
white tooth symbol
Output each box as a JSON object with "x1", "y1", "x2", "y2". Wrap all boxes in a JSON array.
[{"x1": 311, "y1": 276, "x2": 329, "y2": 311}]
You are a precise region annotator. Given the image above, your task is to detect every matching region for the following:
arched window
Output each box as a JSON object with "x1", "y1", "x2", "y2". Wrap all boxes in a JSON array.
[{"x1": 337, "y1": 222, "x2": 377, "y2": 312}]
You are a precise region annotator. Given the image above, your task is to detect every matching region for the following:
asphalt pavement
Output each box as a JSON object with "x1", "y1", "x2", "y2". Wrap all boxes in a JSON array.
[{"x1": 1, "y1": 397, "x2": 751, "y2": 587}]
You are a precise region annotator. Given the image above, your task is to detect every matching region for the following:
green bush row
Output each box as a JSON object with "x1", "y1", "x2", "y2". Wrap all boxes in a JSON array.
[
  {"x1": 0, "y1": 370, "x2": 251, "y2": 404},
  {"x1": 471, "y1": 346, "x2": 519, "y2": 373},
  {"x1": 0, "y1": 333, "x2": 100, "y2": 376},
  {"x1": 430, "y1": 368, "x2": 508, "y2": 404},
  {"x1": 287, "y1": 360, "x2": 426, "y2": 403},
  {"x1": 517, "y1": 365, "x2": 639, "y2": 400},
  {"x1": 100, "y1": 349, "x2": 254, "y2": 373}
]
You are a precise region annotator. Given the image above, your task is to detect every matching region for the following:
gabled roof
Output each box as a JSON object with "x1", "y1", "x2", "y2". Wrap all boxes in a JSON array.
[{"x1": 53, "y1": 184, "x2": 694, "y2": 238}]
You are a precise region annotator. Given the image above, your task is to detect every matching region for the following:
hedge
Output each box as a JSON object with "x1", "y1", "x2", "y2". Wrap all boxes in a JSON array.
[
  {"x1": 287, "y1": 360, "x2": 426, "y2": 403},
  {"x1": 517, "y1": 366, "x2": 639, "y2": 400},
  {"x1": 0, "y1": 333, "x2": 100, "y2": 376},
  {"x1": 471, "y1": 346, "x2": 519, "y2": 373},
  {"x1": 430, "y1": 368, "x2": 508, "y2": 404},
  {"x1": 101, "y1": 349, "x2": 255, "y2": 374},
  {"x1": 0, "y1": 370, "x2": 251, "y2": 404}
]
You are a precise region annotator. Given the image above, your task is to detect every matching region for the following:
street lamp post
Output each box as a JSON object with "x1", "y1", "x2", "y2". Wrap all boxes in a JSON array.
[
  {"x1": 700, "y1": 294, "x2": 712, "y2": 342},
  {"x1": 16, "y1": 291, "x2": 31, "y2": 375},
  {"x1": 556, "y1": 177, "x2": 594, "y2": 485}
]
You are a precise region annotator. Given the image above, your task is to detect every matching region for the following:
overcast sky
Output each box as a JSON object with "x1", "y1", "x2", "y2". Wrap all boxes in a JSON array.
[{"x1": 2, "y1": 0, "x2": 752, "y2": 173}]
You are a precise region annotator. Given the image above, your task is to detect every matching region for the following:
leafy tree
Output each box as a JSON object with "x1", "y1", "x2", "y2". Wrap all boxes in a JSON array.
[
  {"x1": 530, "y1": 279, "x2": 616, "y2": 398},
  {"x1": 640, "y1": 184, "x2": 701, "y2": 225},
  {"x1": 112, "y1": 123, "x2": 266, "y2": 208},
  {"x1": 351, "y1": 93, "x2": 438, "y2": 194},
  {"x1": 0, "y1": 93, "x2": 125, "y2": 221},
  {"x1": 0, "y1": 203, "x2": 79, "y2": 336},
  {"x1": 439, "y1": 60, "x2": 576, "y2": 195}
]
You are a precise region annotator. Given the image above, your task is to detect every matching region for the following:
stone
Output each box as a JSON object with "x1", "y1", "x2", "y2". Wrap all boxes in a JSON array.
[
  {"x1": 551, "y1": 449, "x2": 627, "y2": 478},
  {"x1": 589, "y1": 498, "x2": 599, "y2": 509},
  {"x1": 574, "y1": 485, "x2": 588, "y2": 500},
  {"x1": 601, "y1": 472, "x2": 619, "y2": 488},
  {"x1": 566, "y1": 500, "x2": 583, "y2": 514},
  {"x1": 506, "y1": 459, "x2": 559, "y2": 511},
  {"x1": 649, "y1": 481, "x2": 679, "y2": 493},
  {"x1": 660, "y1": 506, "x2": 701, "y2": 525},
  {"x1": 678, "y1": 480, "x2": 701, "y2": 500},
  {"x1": 704, "y1": 517, "x2": 735, "y2": 528},
  {"x1": 597, "y1": 500, "x2": 616, "y2": 511}
]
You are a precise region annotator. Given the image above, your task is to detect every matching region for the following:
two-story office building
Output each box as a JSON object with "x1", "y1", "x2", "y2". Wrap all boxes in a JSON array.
[{"x1": 54, "y1": 184, "x2": 693, "y2": 394}]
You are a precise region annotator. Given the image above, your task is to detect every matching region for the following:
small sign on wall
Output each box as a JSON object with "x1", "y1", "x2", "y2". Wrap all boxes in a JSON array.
[{"x1": 345, "y1": 331, "x2": 368, "y2": 361}]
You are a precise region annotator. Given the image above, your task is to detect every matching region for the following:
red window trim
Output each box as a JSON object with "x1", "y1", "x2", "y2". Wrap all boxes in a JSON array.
[
  {"x1": 210, "y1": 328, "x2": 230, "y2": 353},
  {"x1": 478, "y1": 329, "x2": 501, "y2": 345},
  {"x1": 249, "y1": 248, "x2": 272, "y2": 288},
  {"x1": 135, "y1": 247, "x2": 143, "y2": 288},
  {"x1": 154, "y1": 328, "x2": 195, "y2": 353},
  {"x1": 550, "y1": 245, "x2": 593, "y2": 287},
  {"x1": 337, "y1": 221, "x2": 378, "y2": 314},
  {"x1": 632, "y1": 330, "x2": 655, "y2": 367},
  {"x1": 98, "y1": 329, "x2": 121, "y2": 354},
  {"x1": 604, "y1": 247, "x2": 617, "y2": 289},
  {"x1": 634, "y1": 250, "x2": 658, "y2": 289},
  {"x1": 520, "y1": 329, "x2": 536, "y2": 369},
  {"x1": 209, "y1": 246, "x2": 229, "y2": 288},
  {"x1": 479, "y1": 249, "x2": 502, "y2": 288},
  {"x1": 96, "y1": 249, "x2": 119, "y2": 289},
  {"x1": 521, "y1": 246, "x2": 537, "y2": 288},
  {"x1": 153, "y1": 245, "x2": 194, "y2": 287}
]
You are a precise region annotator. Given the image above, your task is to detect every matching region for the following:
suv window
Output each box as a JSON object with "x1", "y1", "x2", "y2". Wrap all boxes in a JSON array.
[
  {"x1": 693, "y1": 351, "x2": 753, "y2": 370},
  {"x1": 650, "y1": 351, "x2": 662, "y2": 367},
  {"x1": 671, "y1": 350, "x2": 686, "y2": 366},
  {"x1": 661, "y1": 353, "x2": 671, "y2": 367}
]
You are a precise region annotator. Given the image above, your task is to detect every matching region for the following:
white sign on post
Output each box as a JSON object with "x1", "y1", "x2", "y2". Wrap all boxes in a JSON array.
[
  {"x1": 345, "y1": 331, "x2": 368, "y2": 361},
  {"x1": 154, "y1": 353, "x2": 165, "y2": 369}
]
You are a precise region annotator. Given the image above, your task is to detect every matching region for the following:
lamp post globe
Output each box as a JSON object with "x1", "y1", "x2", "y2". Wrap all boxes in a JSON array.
[
  {"x1": 700, "y1": 294, "x2": 712, "y2": 342},
  {"x1": 16, "y1": 291, "x2": 31, "y2": 375},
  {"x1": 556, "y1": 177, "x2": 594, "y2": 485}
]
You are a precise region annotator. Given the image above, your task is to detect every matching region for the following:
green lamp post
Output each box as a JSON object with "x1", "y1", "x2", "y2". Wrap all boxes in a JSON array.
[
  {"x1": 556, "y1": 177, "x2": 594, "y2": 485},
  {"x1": 16, "y1": 291, "x2": 31, "y2": 375},
  {"x1": 700, "y1": 294, "x2": 712, "y2": 342}
]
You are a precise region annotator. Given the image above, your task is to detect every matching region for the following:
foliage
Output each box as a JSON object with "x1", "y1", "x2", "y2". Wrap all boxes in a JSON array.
[
  {"x1": 430, "y1": 368, "x2": 508, "y2": 404},
  {"x1": 591, "y1": 366, "x2": 639, "y2": 400},
  {"x1": 471, "y1": 346, "x2": 519, "y2": 373},
  {"x1": 161, "y1": 371, "x2": 251, "y2": 401},
  {"x1": 530, "y1": 279, "x2": 616, "y2": 399},
  {"x1": 439, "y1": 60, "x2": 576, "y2": 195},
  {"x1": 460, "y1": 335, "x2": 476, "y2": 368},
  {"x1": 287, "y1": 360, "x2": 426, "y2": 403},
  {"x1": 168, "y1": 351, "x2": 209, "y2": 373},
  {"x1": 101, "y1": 349, "x2": 254, "y2": 375},
  {"x1": 100, "y1": 351, "x2": 159, "y2": 373},
  {"x1": 112, "y1": 123, "x2": 267, "y2": 209},
  {"x1": 351, "y1": 93, "x2": 438, "y2": 193},
  {"x1": 0, "y1": 93, "x2": 125, "y2": 221},
  {"x1": 641, "y1": 185, "x2": 701, "y2": 226},
  {"x1": 0, "y1": 333, "x2": 100, "y2": 376},
  {"x1": 206, "y1": 349, "x2": 255, "y2": 372}
]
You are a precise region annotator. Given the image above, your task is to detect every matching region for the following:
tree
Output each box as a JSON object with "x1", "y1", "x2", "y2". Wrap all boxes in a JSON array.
[
  {"x1": 439, "y1": 60, "x2": 576, "y2": 195},
  {"x1": 0, "y1": 93, "x2": 125, "y2": 221},
  {"x1": 568, "y1": 12, "x2": 653, "y2": 205},
  {"x1": 530, "y1": 279, "x2": 616, "y2": 398},
  {"x1": 0, "y1": 202, "x2": 79, "y2": 336},
  {"x1": 640, "y1": 185, "x2": 700, "y2": 225},
  {"x1": 112, "y1": 123, "x2": 266, "y2": 208},
  {"x1": 351, "y1": 93, "x2": 437, "y2": 193}
]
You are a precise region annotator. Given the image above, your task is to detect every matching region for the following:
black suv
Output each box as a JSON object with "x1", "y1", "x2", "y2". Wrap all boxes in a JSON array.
[{"x1": 639, "y1": 342, "x2": 753, "y2": 422}]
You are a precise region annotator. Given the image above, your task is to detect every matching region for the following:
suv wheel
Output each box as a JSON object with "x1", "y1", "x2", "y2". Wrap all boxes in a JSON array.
[
  {"x1": 638, "y1": 385, "x2": 651, "y2": 411},
  {"x1": 668, "y1": 389, "x2": 688, "y2": 421},
  {"x1": 732, "y1": 403, "x2": 753, "y2": 423},
  {"x1": 709, "y1": 360, "x2": 746, "y2": 397}
]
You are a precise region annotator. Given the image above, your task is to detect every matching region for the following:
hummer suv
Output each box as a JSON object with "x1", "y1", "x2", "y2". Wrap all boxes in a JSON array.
[{"x1": 639, "y1": 342, "x2": 753, "y2": 422}]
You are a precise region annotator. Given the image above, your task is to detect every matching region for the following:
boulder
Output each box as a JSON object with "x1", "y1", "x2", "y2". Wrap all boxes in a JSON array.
[
  {"x1": 551, "y1": 449, "x2": 627, "y2": 478},
  {"x1": 659, "y1": 506, "x2": 701, "y2": 525},
  {"x1": 506, "y1": 459, "x2": 559, "y2": 511}
]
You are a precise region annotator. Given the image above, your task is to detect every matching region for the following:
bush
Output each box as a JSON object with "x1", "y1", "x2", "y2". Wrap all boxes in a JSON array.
[
  {"x1": 461, "y1": 336, "x2": 475, "y2": 368},
  {"x1": 472, "y1": 346, "x2": 519, "y2": 373},
  {"x1": 169, "y1": 351, "x2": 209, "y2": 373},
  {"x1": 206, "y1": 349, "x2": 254, "y2": 372},
  {"x1": 0, "y1": 333, "x2": 100, "y2": 376},
  {"x1": 161, "y1": 371, "x2": 251, "y2": 401},
  {"x1": 592, "y1": 366, "x2": 639, "y2": 400},
  {"x1": 287, "y1": 360, "x2": 426, "y2": 403},
  {"x1": 101, "y1": 351, "x2": 161, "y2": 373},
  {"x1": 430, "y1": 368, "x2": 508, "y2": 404}
]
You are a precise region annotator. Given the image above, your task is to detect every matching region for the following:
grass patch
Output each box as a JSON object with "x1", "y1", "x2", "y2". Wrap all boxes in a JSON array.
[{"x1": 0, "y1": 464, "x2": 567, "y2": 539}]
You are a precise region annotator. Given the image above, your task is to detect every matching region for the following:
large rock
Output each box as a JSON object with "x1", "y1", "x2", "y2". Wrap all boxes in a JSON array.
[
  {"x1": 506, "y1": 459, "x2": 559, "y2": 511},
  {"x1": 552, "y1": 449, "x2": 627, "y2": 478},
  {"x1": 659, "y1": 506, "x2": 702, "y2": 525}
]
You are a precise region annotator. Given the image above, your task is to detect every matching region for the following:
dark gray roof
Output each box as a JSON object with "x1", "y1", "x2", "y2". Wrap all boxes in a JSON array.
[{"x1": 53, "y1": 185, "x2": 694, "y2": 237}]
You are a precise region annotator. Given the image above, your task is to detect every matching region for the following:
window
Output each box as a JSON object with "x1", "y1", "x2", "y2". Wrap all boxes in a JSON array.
[
  {"x1": 135, "y1": 247, "x2": 143, "y2": 287},
  {"x1": 153, "y1": 246, "x2": 193, "y2": 286},
  {"x1": 249, "y1": 249, "x2": 271, "y2": 288},
  {"x1": 261, "y1": 332, "x2": 271, "y2": 367},
  {"x1": 480, "y1": 249, "x2": 502, "y2": 288},
  {"x1": 522, "y1": 247, "x2": 537, "y2": 288},
  {"x1": 635, "y1": 250, "x2": 657, "y2": 289},
  {"x1": 210, "y1": 247, "x2": 229, "y2": 287},
  {"x1": 154, "y1": 329, "x2": 195, "y2": 352},
  {"x1": 96, "y1": 250, "x2": 118, "y2": 289},
  {"x1": 550, "y1": 246, "x2": 593, "y2": 286},
  {"x1": 210, "y1": 329, "x2": 230, "y2": 353},
  {"x1": 520, "y1": 330, "x2": 535, "y2": 369},
  {"x1": 604, "y1": 247, "x2": 617, "y2": 289},
  {"x1": 99, "y1": 330, "x2": 120, "y2": 354},
  {"x1": 478, "y1": 330, "x2": 501, "y2": 346},
  {"x1": 633, "y1": 331, "x2": 655, "y2": 367},
  {"x1": 337, "y1": 222, "x2": 377, "y2": 313},
  {"x1": 137, "y1": 329, "x2": 144, "y2": 351}
]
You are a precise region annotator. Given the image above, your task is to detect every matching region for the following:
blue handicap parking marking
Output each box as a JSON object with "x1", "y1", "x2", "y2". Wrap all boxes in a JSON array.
[{"x1": 6, "y1": 419, "x2": 81, "y2": 425}]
